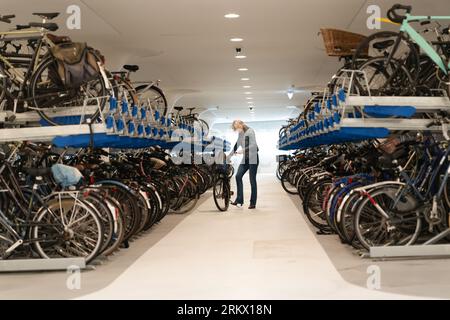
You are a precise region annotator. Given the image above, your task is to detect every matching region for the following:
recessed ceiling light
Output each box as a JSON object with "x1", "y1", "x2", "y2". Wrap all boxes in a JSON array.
[
  {"x1": 287, "y1": 85, "x2": 295, "y2": 100},
  {"x1": 244, "y1": 92, "x2": 252, "y2": 95},
  {"x1": 241, "y1": 78, "x2": 250, "y2": 81},
  {"x1": 238, "y1": 68, "x2": 248, "y2": 71},
  {"x1": 235, "y1": 55, "x2": 247, "y2": 59},
  {"x1": 225, "y1": 13, "x2": 240, "y2": 19},
  {"x1": 243, "y1": 85, "x2": 251, "y2": 88},
  {"x1": 230, "y1": 38, "x2": 243, "y2": 42},
  {"x1": 286, "y1": 106, "x2": 298, "y2": 109},
  {"x1": 246, "y1": 97, "x2": 253, "y2": 100}
]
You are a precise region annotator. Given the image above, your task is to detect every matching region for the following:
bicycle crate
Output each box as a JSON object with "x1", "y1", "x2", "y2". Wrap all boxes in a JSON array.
[{"x1": 320, "y1": 28, "x2": 367, "y2": 57}]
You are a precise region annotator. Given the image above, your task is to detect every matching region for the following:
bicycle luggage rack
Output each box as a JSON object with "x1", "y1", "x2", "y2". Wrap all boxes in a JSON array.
[
  {"x1": 278, "y1": 70, "x2": 450, "y2": 150},
  {"x1": 0, "y1": 96, "x2": 230, "y2": 151}
]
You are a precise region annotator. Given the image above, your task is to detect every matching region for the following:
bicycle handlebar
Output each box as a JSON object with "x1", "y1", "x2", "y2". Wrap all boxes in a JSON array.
[
  {"x1": 0, "y1": 14, "x2": 15, "y2": 24},
  {"x1": 387, "y1": 4, "x2": 412, "y2": 24}
]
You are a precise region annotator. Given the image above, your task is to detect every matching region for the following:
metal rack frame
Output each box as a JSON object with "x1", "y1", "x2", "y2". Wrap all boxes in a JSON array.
[
  {"x1": 0, "y1": 95, "x2": 230, "y2": 150},
  {"x1": 278, "y1": 69, "x2": 450, "y2": 150}
]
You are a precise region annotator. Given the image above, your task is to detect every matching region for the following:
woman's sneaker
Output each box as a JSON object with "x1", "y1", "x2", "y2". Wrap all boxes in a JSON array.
[{"x1": 231, "y1": 201, "x2": 243, "y2": 208}]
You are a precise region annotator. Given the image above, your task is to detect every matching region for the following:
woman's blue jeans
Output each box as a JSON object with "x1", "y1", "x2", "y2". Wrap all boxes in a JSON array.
[{"x1": 235, "y1": 156, "x2": 259, "y2": 206}]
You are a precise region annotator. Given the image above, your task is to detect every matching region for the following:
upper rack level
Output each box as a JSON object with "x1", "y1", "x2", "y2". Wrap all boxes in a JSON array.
[{"x1": 278, "y1": 70, "x2": 450, "y2": 151}]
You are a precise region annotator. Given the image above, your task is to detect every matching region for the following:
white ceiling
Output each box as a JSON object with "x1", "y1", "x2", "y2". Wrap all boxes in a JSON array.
[{"x1": 3, "y1": 0, "x2": 450, "y2": 123}]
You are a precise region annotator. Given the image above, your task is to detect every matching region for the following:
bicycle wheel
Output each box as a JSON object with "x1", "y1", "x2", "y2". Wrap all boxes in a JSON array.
[
  {"x1": 198, "y1": 119, "x2": 210, "y2": 136},
  {"x1": 303, "y1": 178, "x2": 332, "y2": 230},
  {"x1": 136, "y1": 84, "x2": 167, "y2": 117},
  {"x1": 297, "y1": 168, "x2": 324, "y2": 200},
  {"x1": 83, "y1": 192, "x2": 115, "y2": 255},
  {"x1": 352, "y1": 30, "x2": 420, "y2": 82},
  {"x1": 29, "y1": 56, "x2": 108, "y2": 126},
  {"x1": 354, "y1": 186, "x2": 421, "y2": 250},
  {"x1": 150, "y1": 181, "x2": 170, "y2": 222},
  {"x1": 174, "y1": 179, "x2": 199, "y2": 214},
  {"x1": 0, "y1": 223, "x2": 15, "y2": 259},
  {"x1": 101, "y1": 196, "x2": 126, "y2": 256},
  {"x1": 32, "y1": 197, "x2": 104, "y2": 264},
  {"x1": 131, "y1": 188, "x2": 150, "y2": 235},
  {"x1": 281, "y1": 168, "x2": 298, "y2": 195},
  {"x1": 338, "y1": 191, "x2": 365, "y2": 248},
  {"x1": 213, "y1": 177, "x2": 230, "y2": 211},
  {"x1": 0, "y1": 63, "x2": 7, "y2": 110},
  {"x1": 357, "y1": 56, "x2": 414, "y2": 96},
  {"x1": 99, "y1": 183, "x2": 141, "y2": 242}
]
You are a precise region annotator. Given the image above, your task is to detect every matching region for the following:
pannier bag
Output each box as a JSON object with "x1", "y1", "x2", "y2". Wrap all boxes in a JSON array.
[{"x1": 50, "y1": 42, "x2": 100, "y2": 88}]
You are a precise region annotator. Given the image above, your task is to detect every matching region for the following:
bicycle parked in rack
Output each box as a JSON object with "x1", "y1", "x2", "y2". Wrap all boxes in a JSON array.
[
  {"x1": 0, "y1": 12, "x2": 108, "y2": 125},
  {"x1": 0, "y1": 142, "x2": 225, "y2": 263},
  {"x1": 170, "y1": 106, "x2": 210, "y2": 137},
  {"x1": 110, "y1": 64, "x2": 168, "y2": 118},
  {"x1": 351, "y1": 4, "x2": 450, "y2": 97}
]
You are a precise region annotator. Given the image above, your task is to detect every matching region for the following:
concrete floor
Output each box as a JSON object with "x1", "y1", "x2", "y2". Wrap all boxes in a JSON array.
[
  {"x1": 0, "y1": 174, "x2": 447, "y2": 299},
  {"x1": 289, "y1": 194, "x2": 450, "y2": 299}
]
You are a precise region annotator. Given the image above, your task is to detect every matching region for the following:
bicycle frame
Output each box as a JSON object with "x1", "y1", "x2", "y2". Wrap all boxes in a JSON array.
[
  {"x1": 0, "y1": 29, "x2": 54, "y2": 85},
  {"x1": 400, "y1": 14, "x2": 450, "y2": 74}
]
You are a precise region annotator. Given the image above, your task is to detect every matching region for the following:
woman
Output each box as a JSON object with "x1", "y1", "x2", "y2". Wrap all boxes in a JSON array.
[{"x1": 230, "y1": 120, "x2": 259, "y2": 209}]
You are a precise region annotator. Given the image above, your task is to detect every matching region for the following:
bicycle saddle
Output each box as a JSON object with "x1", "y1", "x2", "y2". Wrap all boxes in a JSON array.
[
  {"x1": 47, "y1": 33, "x2": 72, "y2": 44},
  {"x1": 123, "y1": 65, "x2": 139, "y2": 72},
  {"x1": 373, "y1": 39, "x2": 395, "y2": 50},
  {"x1": 29, "y1": 22, "x2": 58, "y2": 32},
  {"x1": 174, "y1": 106, "x2": 184, "y2": 112},
  {"x1": 24, "y1": 167, "x2": 52, "y2": 177},
  {"x1": 32, "y1": 12, "x2": 59, "y2": 20}
]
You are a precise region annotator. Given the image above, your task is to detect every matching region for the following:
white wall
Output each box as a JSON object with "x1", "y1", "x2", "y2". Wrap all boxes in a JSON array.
[{"x1": 211, "y1": 120, "x2": 288, "y2": 174}]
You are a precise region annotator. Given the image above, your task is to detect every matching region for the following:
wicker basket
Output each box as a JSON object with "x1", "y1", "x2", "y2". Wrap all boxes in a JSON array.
[{"x1": 320, "y1": 28, "x2": 367, "y2": 57}]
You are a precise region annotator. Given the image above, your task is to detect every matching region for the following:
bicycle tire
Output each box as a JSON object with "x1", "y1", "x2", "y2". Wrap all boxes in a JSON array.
[
  {"x1": 32, "y1": 197, "x2": 104, "y2": 264},
  {"x1": 281, "y1": 168, "x2": 298, "y2": 195},
  {"x1": 29, "y1": 56, "x2": 108, "y2": 126},
  {"x1": 213, "y1": 176, "x2": 230, "y2": 211},
  {"x1": 135, "y1": 84, "x2": 168, "y2": 117}
]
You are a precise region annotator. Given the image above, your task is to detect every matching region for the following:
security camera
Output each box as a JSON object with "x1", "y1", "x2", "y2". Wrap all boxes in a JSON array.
[
  {"x1": 249, "y1": 106, "x2": 254, "y2": 111},
  {"x1": 236, "y1": 47, "x2": 242, "y2": 54}
]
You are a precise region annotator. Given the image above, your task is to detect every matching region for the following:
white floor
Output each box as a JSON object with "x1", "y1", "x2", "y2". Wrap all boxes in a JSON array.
[{"x1": 79, "y1": 175, "x2": 424, "y2": 300}]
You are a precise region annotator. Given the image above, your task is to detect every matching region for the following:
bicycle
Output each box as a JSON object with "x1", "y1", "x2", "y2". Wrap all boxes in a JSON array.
[
  {"x1": 170, "y1": 106, "x2": 210, "y2": 137},
  {"x1": 0, "y1": 12, "x2": 108, "y2": 125},
  {"x1": 213, "y1": 153, "x2": 233, "y2": 212},
  {"x1": 110, "y1": 64, "x2": 168, "y2": 118},
  {"x1": 0, "y1": 150, "x2": 104, "y2": 263},
  {"x1": 351, "y1": 4, "x2": 450, "y2": 96}
]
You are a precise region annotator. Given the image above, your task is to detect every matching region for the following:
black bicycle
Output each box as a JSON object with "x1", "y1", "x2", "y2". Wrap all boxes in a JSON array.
[{"x1": 213, "y1": 162, "x2": 233, "y2": 212}]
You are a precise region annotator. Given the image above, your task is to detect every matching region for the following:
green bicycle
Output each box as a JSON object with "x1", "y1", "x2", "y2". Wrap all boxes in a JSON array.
[{"x1": 352, "y1": 4, "x2": 450, "y2": 96}]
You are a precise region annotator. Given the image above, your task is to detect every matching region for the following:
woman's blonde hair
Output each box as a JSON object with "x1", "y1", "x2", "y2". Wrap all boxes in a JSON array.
[{"x1": 231, "y1": 120, "x2": 249, "y2": 132}]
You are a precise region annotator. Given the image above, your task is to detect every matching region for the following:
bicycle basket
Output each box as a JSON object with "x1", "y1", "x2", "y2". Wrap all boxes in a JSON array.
[
  {"x1": 50, "y1": 42, "x2": 100, "y2": 88},
  {"x1": 320, "y1": 28, "x2": 367, "y2": 57}
]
